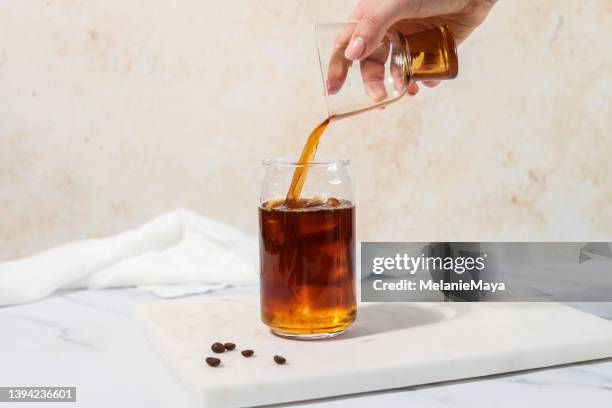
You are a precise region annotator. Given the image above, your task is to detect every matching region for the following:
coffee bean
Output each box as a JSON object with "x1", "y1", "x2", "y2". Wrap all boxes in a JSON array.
[
  {"x1": 224, "y1": 342, "x2": 236, "y2": 351},
  {"x1": 274, "y1": 355, "x2": 286, "y2": 365},
  {"x1": 205, "y1": 357, "x2": 221, "y2": 367},
  {"x1": 211, "y1": 342, "x2": 226, "y2": 353},
  {"x1": 241, "y1": 349, "x2": 254, "y2": 357}
]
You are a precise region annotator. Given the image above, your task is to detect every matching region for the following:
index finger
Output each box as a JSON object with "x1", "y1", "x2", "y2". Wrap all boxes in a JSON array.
[{"x1": 325, "y1": 23, "x2": 356, "y2": 95}]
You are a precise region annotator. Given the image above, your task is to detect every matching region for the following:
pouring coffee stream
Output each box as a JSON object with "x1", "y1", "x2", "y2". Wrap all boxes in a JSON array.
[
  {"x1": 285, "y1": 24, "x2": 459, "y2": 204},
  {"x1": 285, "y1": 117, "x2": 332, "y2": 205}
]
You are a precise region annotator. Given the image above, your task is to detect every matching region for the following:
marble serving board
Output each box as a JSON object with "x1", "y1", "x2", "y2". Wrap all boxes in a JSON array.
[{"x1": 136, "y1": 295, "x2": 612, "y2": 408}]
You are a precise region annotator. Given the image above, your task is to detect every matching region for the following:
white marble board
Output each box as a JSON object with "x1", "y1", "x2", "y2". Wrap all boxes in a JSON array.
[{"x1": 136, "y1": 294, "x2": 612, "y2": 407}]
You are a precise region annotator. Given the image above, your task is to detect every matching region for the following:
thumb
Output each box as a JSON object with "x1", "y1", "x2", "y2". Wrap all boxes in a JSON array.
[{"x1": 345, "y1": 10, "x2": 395, "y2": 61}]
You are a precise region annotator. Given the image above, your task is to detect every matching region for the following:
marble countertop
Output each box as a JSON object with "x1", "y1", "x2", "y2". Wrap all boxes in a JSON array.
[{"x1": 1, "y1": 288, "x2": 611, "y2": 408}]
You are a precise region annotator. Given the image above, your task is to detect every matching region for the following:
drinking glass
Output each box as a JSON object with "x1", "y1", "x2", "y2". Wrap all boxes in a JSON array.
[{"x1": 259, "y1": 158, "x2": 356, "y2": 339}]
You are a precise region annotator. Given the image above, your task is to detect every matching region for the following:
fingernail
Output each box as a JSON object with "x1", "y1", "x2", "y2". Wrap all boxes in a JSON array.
[
  {"x1": 327, "y1": 80, "x2": 340, "y2": 95},
  {"x1": 345, "y1": 37, "x2": 365, "y2": 60}
]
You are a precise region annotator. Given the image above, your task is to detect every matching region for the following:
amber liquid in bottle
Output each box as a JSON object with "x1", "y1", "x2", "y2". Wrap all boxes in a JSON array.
[{"x1": 402, "y1": 25, "x2": 458, "y2": 82}]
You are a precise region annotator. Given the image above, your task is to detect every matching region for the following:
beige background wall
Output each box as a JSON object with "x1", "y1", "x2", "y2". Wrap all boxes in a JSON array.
[{"x1": 1, "y1": 1, "x2": 611, "y2": 261}]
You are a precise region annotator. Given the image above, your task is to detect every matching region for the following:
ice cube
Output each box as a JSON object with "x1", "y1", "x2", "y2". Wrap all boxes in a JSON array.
[{"x1": 326, "y1": 197, "x2": 341, "y2": 207}]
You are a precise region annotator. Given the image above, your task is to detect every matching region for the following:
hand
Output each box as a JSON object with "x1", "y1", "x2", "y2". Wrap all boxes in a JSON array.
[{"x1": 328, "y1": 0, "x2": 495, "y2": 98}]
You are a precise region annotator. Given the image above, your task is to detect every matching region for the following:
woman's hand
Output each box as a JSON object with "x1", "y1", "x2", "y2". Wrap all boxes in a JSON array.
[{"x1": 343, "y1": 0, "x2": 496, "y2": 93}]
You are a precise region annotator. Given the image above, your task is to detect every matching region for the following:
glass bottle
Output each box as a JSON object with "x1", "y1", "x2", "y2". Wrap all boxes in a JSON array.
[{"x1": 316, "y1": 23, "x2": 458, "y2": 119}]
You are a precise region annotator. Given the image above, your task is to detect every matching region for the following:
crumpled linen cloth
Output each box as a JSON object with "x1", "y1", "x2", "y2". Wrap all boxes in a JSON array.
[{"x1": 0, "y1": 209, "x2": 258, "y2": 306}]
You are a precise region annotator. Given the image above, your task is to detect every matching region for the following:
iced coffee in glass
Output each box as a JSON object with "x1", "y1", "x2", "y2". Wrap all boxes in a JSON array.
[{"x1": 259, "y1": 159, "x2": 356, "y2": 339}]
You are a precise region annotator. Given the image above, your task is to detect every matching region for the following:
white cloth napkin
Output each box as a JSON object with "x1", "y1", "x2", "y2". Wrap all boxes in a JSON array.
[
  {"x1": 0, "y1": 209, "x2": 258, "y2": 306},
  {"x1": 138, "y1": 283, "x2": 232, "y2": 299}
]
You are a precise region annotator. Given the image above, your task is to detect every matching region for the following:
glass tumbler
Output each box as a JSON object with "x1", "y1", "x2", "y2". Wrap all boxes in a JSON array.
[
  {"x1": 317, "y1": 23, "x2": 458, "y2": 119},
  {"x1": 259, "y1": 159, "x2": 356, "y2": 339}
]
